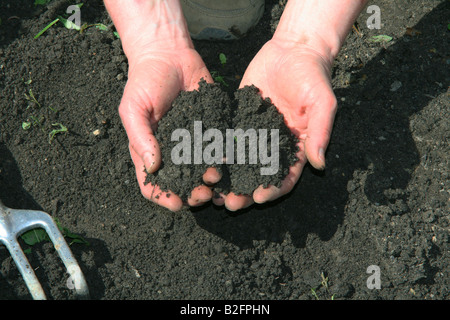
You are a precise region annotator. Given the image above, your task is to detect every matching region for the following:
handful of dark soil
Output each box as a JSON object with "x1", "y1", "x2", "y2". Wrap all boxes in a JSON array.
[{"x1": 144, "y1": 80, "x2": 299, "y2": 201}]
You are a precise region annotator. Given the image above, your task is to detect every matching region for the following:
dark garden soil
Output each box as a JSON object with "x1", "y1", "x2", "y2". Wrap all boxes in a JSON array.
[
  {"x1": 145, "y1": 81, "x2": 299, "y2": 200},
  {"x1": 0, "y1": 0, "x2": 448, "y2": 300}
]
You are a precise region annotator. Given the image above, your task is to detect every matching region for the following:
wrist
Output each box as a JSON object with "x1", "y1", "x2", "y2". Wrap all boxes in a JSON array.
[
  {"x1": 105, "y1": 0, "x2": 193, "y2": 63},
  {"x1": 272, "y1": 29, "x2": 337, "y2": 68},
  {"x1": 273, "y1": 0, "x2": 368, "y2": 64}
]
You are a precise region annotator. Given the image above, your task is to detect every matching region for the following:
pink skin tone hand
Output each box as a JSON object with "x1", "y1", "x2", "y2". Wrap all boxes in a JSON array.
[
  {"x1": 105, "y1": 0, "x2": 220, "y2": 211},
  {"x1": 214, "y1": 0, "x2": 368, "y2": 210}
]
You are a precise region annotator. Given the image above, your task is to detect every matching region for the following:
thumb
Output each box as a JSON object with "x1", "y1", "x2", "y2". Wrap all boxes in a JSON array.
[
  {"x1": 304, "y1": 89, "x2": 337, "y2": 170},
  {"x1": 118, "y1": 95, "x2": 161, "y2": 174}
]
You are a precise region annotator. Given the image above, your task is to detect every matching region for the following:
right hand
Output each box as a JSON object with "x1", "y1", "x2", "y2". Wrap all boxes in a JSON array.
[{"x1": 119, "y1": 45, "x2": 220, "y2": 211}]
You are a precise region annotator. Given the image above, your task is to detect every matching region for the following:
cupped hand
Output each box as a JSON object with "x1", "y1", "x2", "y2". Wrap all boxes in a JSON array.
[
  {"x1": 214, "y1": 38, "x2": 338, "y2": 211},
  {"x1": 119, "y1": 46, "x2": 220, "y2": 211}
]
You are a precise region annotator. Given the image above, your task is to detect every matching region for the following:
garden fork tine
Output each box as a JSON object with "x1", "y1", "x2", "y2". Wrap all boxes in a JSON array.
[{"x1": 0, "y1": 200, "x2": 89, "y2": 300}]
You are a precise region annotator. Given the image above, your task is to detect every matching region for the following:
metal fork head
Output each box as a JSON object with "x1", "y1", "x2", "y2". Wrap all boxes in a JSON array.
[{"x1": 0, "y1": 201, "x2": 89, "y2": 300}]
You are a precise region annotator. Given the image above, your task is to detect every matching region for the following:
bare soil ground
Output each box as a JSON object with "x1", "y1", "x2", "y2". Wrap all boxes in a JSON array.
[{"x1": 0, "y1": 0, "x2": 448, "y2": 300}]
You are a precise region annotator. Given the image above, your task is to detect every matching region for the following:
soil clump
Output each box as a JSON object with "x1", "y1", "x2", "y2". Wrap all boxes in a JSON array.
[{"x1": 145, "y1": 81, "x2": 299, "y2": 200}]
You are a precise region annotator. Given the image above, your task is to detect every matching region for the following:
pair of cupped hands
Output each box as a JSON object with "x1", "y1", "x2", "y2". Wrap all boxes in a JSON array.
[{"x1": 118, "y1": 37, "x2": 337, "y2": 212}]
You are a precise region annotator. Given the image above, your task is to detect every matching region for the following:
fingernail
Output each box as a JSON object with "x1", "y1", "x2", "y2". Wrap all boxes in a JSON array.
[
  {"x1": 143, "y1": 152, "x2": 156, "y2": 173},
  {"x1": 318, "y1": 148, "x2": 326, "y2": 170}
]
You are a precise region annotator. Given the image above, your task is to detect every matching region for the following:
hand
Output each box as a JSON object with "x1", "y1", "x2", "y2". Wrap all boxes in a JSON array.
[
  {"x1": 120, "y1": 46, "x2": 221, "y2": 211},
  {"x1": 213, "y1": 38, "x2": 337, "y2": 211}
]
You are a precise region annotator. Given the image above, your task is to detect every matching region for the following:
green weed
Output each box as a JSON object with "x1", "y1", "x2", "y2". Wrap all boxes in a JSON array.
[
  {"x1": 368, "y1": 35, "x2": 393, "y2": 43},
  {"x1": 22, "y1": 86, "x2": 66, "y2": 142},
  {"x1": 21, "y1": 220, "x2": 89, "y2": 254},
  {"x1": 34, "y1": 3, "x2": 84, "y2": 39},
  {"x1": 34, "y1": 18, "x2": 60, "y2": 39},
  {"x1": 21, "y1": 121, "x2": 32, "y2": 130},
  {"x1": 24, "y1": 115, "x2": 45, "y2": 133},
  {"x1": 79, "y1": 22, "x2": 118, "y2": 37},
  {"x1": 210, "y1": 53, "x2": 230, "y2": 86},
  {"x1": 48, "y1": 123, "x2": 68, "y2": 144},
  {"x1": 310, "y1": 272, "x2": 335, "y2": 300},
  {"x1": 34, "y1": 3, "x2": 118, "y2": 39},
  {"x1": 211, "y1": 71, "x2": 228, "y2": 87},
  {"x1": 58, "y1": 15, "x2": 81, "y2": 31},
  {"x1": 24, "y1": 88, "x2": 41, "y2": 108},
  {"x1": 25, "y1": 88, "x2": 56, "y2": 111},
  {"x1": 22, "y1": 114, "x2": 44, "y2": 132},
  {"x1": 219, "y1": 53, "x2": 227, "y2": 67}
]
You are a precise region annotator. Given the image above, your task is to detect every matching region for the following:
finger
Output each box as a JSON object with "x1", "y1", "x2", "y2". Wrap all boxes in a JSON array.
[
  {"x1": 119, "y1": 94, "x2": 162, "y2": 174},
  {"x1": 224, "y1": 193, "x2": 254, "y2": 211},
  {"x1": 187, "y1": 185, "x2": 213, "y2": 207},
  {"x1": 130, "y1": 145, "x2": 183, "y2": 212},
  {"x1": 212, "y1": 192, "x2": 225, "y2": 206},
  {"x1": 203, "y1": 167, "x2": 222, "y2": 185},
  {"x1": 304, "y1": 89, "x2": 337, "y2": 170},
  {"x1": 253, "y1": 158, "x2": 305, "y2": 203},
  {"x1": 146, "y1": 183, "x2": 184, "y2": 212}
]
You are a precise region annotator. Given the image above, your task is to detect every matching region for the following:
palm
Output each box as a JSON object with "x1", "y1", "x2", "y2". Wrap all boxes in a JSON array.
[
  {"x1": 123, "y1": 48, "x2": 211, "y2": 128},
  {"x1": 217, "y1": 39, "x2": 337, "y2": 210}
]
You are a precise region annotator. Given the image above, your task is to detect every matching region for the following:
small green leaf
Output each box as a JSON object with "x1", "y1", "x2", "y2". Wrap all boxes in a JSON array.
[
  {"x1": 24, "y1": 89, "x2": 41, "y2": 108},
  {"x1": 48, "y1": 123, "x2": 68, "y2": 143},
  {"x1": 63, "y1": 228, "x2": 90, "y2": 246},
  {"x1": 21, "y1": 222, "x2": 89, "y2": 248},
  {"x1": 369, "y1": 35, "x2": 393, "y2": 43},
  {"x1": 21, "y1": 228, "x2": 50, "y2": 246},
  {"x1": 58, "y1": 16, "x2": 81, "y2": 31},
  {"x1": 95, "y1": 23, "x2": 108, "y2": 31},
  {"x1": 34, "y1": 18, "x2": 60, "y2": 39},
  {"x1": 213, "y1": 75, "x2": 228, "y2": 87},
  {"x1": 210, "y1": 71, "x2": 228, "y2": 86},
  {"x1": 219, "y1": 53, "x2": 227, "y2": 66},
  {"x1": 22, "y1": 122, "x2": 32, "y2": 130},
  {"x1": 55, "y1": 220, "x2": 90, "y2": 246},
  {"x1": 113, "y1": 31, "x2": 120, "y2": 38}
]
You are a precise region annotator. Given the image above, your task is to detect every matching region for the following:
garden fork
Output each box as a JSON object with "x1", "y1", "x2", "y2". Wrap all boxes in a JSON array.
[{"x1": 0, "y1": 200, "x2": 89, "y2": 299}]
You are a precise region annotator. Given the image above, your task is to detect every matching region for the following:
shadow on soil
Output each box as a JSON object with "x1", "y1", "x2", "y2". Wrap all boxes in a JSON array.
[
  {"x1": 192, "y1": 2, "x2": 448, "y2": 249},
  {"x1": 0, "y1": 143, "x2": 40, "y2": 209}
]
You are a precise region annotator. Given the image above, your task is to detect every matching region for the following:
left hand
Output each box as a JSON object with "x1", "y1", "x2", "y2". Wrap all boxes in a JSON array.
[{"x1": 213, "y1": 38, "x2": 338, "y2": 211}]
